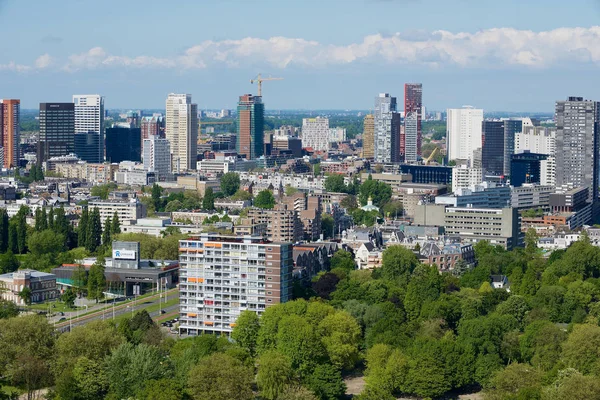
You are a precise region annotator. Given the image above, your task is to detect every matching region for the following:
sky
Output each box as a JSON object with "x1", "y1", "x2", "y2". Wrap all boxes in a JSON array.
[{"x1": 2, "y1": 0, "x2": 600, "y2": 112}]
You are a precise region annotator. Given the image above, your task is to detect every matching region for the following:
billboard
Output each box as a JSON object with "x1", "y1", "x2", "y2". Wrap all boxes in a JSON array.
[{"x1": 113, "y1": 249, "x2": 137, "y2": 260}]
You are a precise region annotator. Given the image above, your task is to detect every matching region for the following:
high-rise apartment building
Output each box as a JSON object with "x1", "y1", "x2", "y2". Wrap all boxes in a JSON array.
[
  {"x1": 404, "y1": 112, "x2": 418, "y2": 163},
  {"x1": 0, "y1": 100, "x2": 20, "y2": 168},
  {"x1": 482, "y1": 120, "x2": 505, "y2": 175},
  {"x1": 141, "y1": 115, "x2": 164, "y2": 141},
  {"x1": 106, "y1": 126, "x2": 141, "y2": 163},
  {"x1": 404, "y1": 83, "x2": 423, "y2": 158},
  {"x1": 237, "y1": 94, "x2": 265, "y2": 160},
  {"x1": 38, "y1": 103, "x2": 75, "y2": 164},
  {"x1": 73, "y1": 95, "x2": 104, "y2": 163},
  {"x1": 374, "y1": 93, "x2": 401, "y2": 163},
  {"x1": 362, "y1": 114, "x2": 374, "y2": 159},
  {"x1": 247, "y1": 206, "x2": 303, "y2": 243},
  {"x1": 446, "y1": 106, "x2": 483, "y2": 164},
  {"x1": 502, "y1": 118, "x2": 534, "y2": 176},
  {"x1": 178, "y1": 233, "x2": 293, "y2": 335},
  {"x1": 301, "y1": 117, "x2": 330, "y2": 151},
  {"x1": 165, "y1": 94, "x2": 198, "y2": 172},
  {"x1": 555, "y1": 96, "x2": 600, "y2": 201},
  {"x1": 515, "y1": 126, "x2": 556, "y2": 186},
  {"x1": 143, "y1": 135, "x2": 171, "y2": 180}
]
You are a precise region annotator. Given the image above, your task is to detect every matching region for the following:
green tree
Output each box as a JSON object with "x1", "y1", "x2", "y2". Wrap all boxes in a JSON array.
[
  {"x1": 61, "y1": 288, "x2": 76, "y2": 309},
  {"x1": 324, "y1": 174, "x2": 347, "y2": 193},
  {"x1": 187, "y1": 353, "x2": 254, "y2": 400},
  {"x1": 138, "y1": 378, "x2": 184, "y2": 400},
  {"x1": 0, "y1": 251, "x2": 18, "y2": 274},
  {"x1": 484, "y1": 363, "x2": 542, "y2": 400},
  {"x1": 7, "y1": 220, "x2": 17, "y2": 254},
  {"x1": 255, "y1": 190, "x2": 276, "y2": 209},
  {"x1": 232, "y1": 189, "x2": 253, "y2": 201},
  {"x1": 318, "y1": 311, "x2": 362, "y2": 370},
  {"x1": 202, "y1": 187, "x2": 215, "y2": 210},
  {"x1": 86, "y1": 207, "x2": 102, "y2": 252},
  {"x1": 380, "y1": 245, "x2": 419, "y2": 287},
  {"x1": 276, "y1": 385, "x2": 318, "y2": 400},
  {"x1": 231, "y1": 310, "x2": 260, "y2": 357},
  {"x1": 358, "y1": 179, "x2": 392, "y2": 207},
  {"x1": 313, "y1": 163, "x2": 321, "y2": 177},
  {"x1": 165, "y1": 200, "x2": 184, "y2": 212},
  {"x1": 220, "y1": 172, "x2": 241, "y2": 196},
  {"x1": 102, "y1": 216, "x2": 112, "y2": 245},
  {"x1": 111, "y1": 211, "x2": 121, "y2": 235},
  {"x1": 0, "y1": 209, "x2": 8, "y2": 252},
  {"x1": 0, "y1": 299, "x2": 18, "y2": 319},
  {"x1": 306, "y1": 364, "x2": 346, "y2": 400},
  {"x1": 542, "y1": 368, "x2": 600, "y2": 400},
  {"x1": 561, "y1": 323, "x2": 600, "y2": 374},
  {"x1": 276, "y1": 315, "x2": 325, "y2": 376},
  {"x1": 257, "y1": 350, "x2": 293, "y2": 400},
  {"x1": 15, "y1": 207, "x2": 28, "y2": 254},
  {"x1": 105, "y1": 343, "x2": 167, "y2": 400},
  {"x1": 47, "y1": 207, "x2": 54, "y2": 230},
  {"x1": 285, "y1": 185, "x2": 299, "y2": 196},
  {"x1": 72, "y1": 264, "x2": 88, "y2": 296},
  {"x1": 381, "y1": 201, "x2": 403, "y2": 219},
  {"x1": 151, "y1": 183, "x2": 163, "y2": 212},
  {"x1": 330, "y1": 249, "x2": 356, "y2": 272},
  {"x1": 54, "y1": 207, "x2": 72, "y2": 247},
  {"x1": 91, "y1": 184, "x2": 112, "y2": 200},
  {"x1": 78, "y1": 207, "x2": 89, "y2": 249},
  {"x1": 340, "y1": 195, "x2": 358, "y2": 211},
  {"x1": 321, "y1": 214, "x2": 334, "y2": 239},
  {"x1": 87, "y1": 258, "x2": 106, "y2": 303}
]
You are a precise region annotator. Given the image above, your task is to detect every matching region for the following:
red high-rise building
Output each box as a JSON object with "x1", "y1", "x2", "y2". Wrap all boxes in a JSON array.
[
  {"x1": 404, "y1": 83, "x2": 422, "y2": 159},
  {"x1": 1, "y1": 99, "x2": 20, "y2": 168}
]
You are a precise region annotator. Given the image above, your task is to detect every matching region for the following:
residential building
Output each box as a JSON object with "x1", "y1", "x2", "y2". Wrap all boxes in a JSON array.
[
  {"x1": 196, "y1": 156, "x2": 257, "y2": 174},
  {"x1": 166, "y1": 94, "x2": 198, "y2": 172},
  {"x1": 302, "y1": 117, "x2": 330, "y2": 151},
  {"x1": 452, "y1": 164, "x2": 483, "y2": 192},
  {"x1": 362, "y1": 114, "x2": 375, "y2": 159},
  {"x1": 106, "y1": 126, "x2": 142, "y2": 163},
  {"x1": 510, "y1": 152, "x2": 548, "y2": 187},
  {"x1": 247, "y1": 206, "x2": 303, "y2": 243},
  {"x1": 328, "y1": 127, "x2": 347, "y2": 143},
  {"x1": 237, "y1": 94, "x2": 264, "y2": 160},
  {"x1": 141, "y1": 115, "x2": 164, "y2": 141},
  {"x1": 555, "y1": 97, "x2": 600, "y2": 201},
  {"x1": 38, "y1": 103, "x2": 75, "y2": 163},
  {"x1": 143, "y1": 135, "x2": 171, "y2": 180},
  {"x1": 88, "y1": 198, "x2": 147, "y2": 226},
  {"x1": 514, "y1": 126, "x2": 556, "y2": 186},
  {"x1": 178, "y1": 233, "x2": 293, "y2": 335},
  {"x1": 1, "y1": 99, "x2": 19, "y2": 168},
  {"x1": 404, "y1": 83, "x2": 423, "y2": 158},
  {"x1": 446, "y1": 106, "x2": 483, "y2": 164},
  {"x1": 420, "y1": 242, "x2": 475, "y2": 272},
  {"x1": 0, "y1": 270, "x2": 58, "y2": 305},
  {"x1": 374, "y1": 93, "x2": 401, "y2": 163},
  {"x1": 283, "y1": 193, "x2": 322, "y2": 241},
  {"x1": 482, "y1": 120, "x2": 504, "y2": 175},
  {"x1": 503, "y1": 118, "x2": 534, "y2": 176},
  {"x1": 272, "y1": 136, "x2": 302, "y2": 158},
  {"x1": 73, "y1": 95, "x2": 104, "y2": 163},
  {"x1": 404, "y1": 112, "x2": 418, "y2": 163}
]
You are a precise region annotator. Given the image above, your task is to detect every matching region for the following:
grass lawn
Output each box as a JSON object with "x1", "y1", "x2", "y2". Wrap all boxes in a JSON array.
[{"x1": 27, "y1": 301, "x2": 82, "y2": 313}]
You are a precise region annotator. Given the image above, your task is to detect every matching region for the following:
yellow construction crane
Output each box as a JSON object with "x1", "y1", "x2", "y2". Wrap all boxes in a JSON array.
[
  {"x1": 251, "y1": 73, "x2": 283, "y2": 96},
  {"x1": 424, "y1": 147, "x2": 440, "y2": 165}
]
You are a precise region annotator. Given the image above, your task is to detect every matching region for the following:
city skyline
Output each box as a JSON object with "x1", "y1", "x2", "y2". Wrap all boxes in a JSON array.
[{"x1": 2, "y1": 1, "x2": 600, "y2": 111}]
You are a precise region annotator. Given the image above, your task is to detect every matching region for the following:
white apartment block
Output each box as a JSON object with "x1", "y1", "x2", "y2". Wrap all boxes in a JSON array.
[
  {"x1": 447, "y1": 106, "x2": 483, "y2": 164},
  {"x1": 88, "y1": 199, "x2": 147, "y2": 226},
  {"x1": 328, "y1": 127, "x2": 347, "y2": 143},
  {"x1": 73, "y1": 95, "x2": 104, "y2": 161},
  {"x1": 237, "y1": 172, "x2": 351, "y2": 192},
  {"x1": 166, "y1": 94, "x2": 198, "y2": 172},
  {"x1": 143, "y1": 135, "x2": 171, "y2": 180},
  {"x1": 514, "y1": 126, "x2": 556, "y2": 186},
  {"x1": 452, "y1": 164, "x2": 483, "y2": 192},
  {"x1": 302, "y1": 117, "x2": 330, "y2": 151},
  {"x1": 178, "y1": 234, "x2": 293, "y2": 335},
  {"x1": 404, "y1": 112, "x2": 418, "y2": 163},
  {"x1": 375, "y1": 93, "x2": 399, "y2": 163}
]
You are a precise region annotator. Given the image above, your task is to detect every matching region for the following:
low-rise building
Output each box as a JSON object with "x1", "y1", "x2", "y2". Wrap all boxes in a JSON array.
[
  {"x1": 435, "y1": 182, "x2": 511, "y2": 208},
  {"x1": 420, "y1": 242, "x2": 476, "y2": 272},
  {"x1": 0, "y1": 269, "x2": 59, "y2": 305},
  {"x1": 88, "y1": 198, "x2": 146, "y2": 227}
]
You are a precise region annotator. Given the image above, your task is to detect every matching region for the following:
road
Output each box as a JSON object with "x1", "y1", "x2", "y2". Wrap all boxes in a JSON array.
[{"x1": 55, "y1": 290, "x2": 180, "y2": 332}]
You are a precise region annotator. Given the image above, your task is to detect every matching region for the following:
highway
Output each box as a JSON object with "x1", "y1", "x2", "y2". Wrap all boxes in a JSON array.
[{"x1": 55, "y1": 290, "x2": 180, "y2": 333}]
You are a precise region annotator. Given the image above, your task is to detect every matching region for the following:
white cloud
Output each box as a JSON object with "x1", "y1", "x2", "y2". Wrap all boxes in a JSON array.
[
  {"x1": 35, "y1": 54, "x2": 53, "y2": 69},
  {"x1": 5, "y1": 26, "x2": 600, "y2": 73}
]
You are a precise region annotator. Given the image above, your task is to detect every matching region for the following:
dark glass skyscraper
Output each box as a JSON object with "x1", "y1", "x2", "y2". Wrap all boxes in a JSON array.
[
  {"x1": 38, "y1": 103, "x2": 75, "y2": 164},
  {"x1": 236, "y1": 94, "x2": 264, "y2": 160},
  {"x1": 106, "y1": 126, "x2": 142, "y2": 163},
  {"x1": 482, "y1": 120, "x2": 505, "y2": 175},
  {"x1": 503, "y1": 119, "x2": 524, "y2": 176},
  {"x1": 404, "y1": 83, "x2": 422, "y2": 158}
]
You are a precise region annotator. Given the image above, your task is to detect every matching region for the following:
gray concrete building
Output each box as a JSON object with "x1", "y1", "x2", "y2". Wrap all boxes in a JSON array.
[{"x1": 374, "y1": 93, "x2": 401, "y2": 163}]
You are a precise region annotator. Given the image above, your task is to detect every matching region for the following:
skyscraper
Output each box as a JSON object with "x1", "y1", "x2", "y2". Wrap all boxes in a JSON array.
[
  {"x1": 482, "y1": 120, "x2": 505, "y2": 175},
  {"x1": 446, "y1": 106, "x2": 483, "y2": 165},
  {"x1": 362, "y1": 114, "x2": 375, "y2": 159},
  {"x1": 555, "y1": 96, "x2": 600, "y2": 201},
  {"x1": 237, "y1": 94, "x2": 264, "y2": 160},
  {"x1": 503, "y1": 118, "x2": 535, "y2": 176},
  {"x1": 38, "y1": 103, "x2": 75, "y2": 164},
  {"x1": 73, "y1": 95, "x2": 104, "y2": 163},
  {"x1": 143, "y1": 135, "x2": 171, "y2": 180},
  {"x1": 165, "y1": 94, "x2": 198, "y2": 172},
  {"x1": 301, "y1": 117, "x2": 330, "y2": 151},
  {"x1": 404, "y1": 112, "x2": 418, "y2": 163},
  {"x1": 404, "y1": 83, "x2": 422, "y2": 158},
  {"x1": 106, "y1": 126, "x2": 142, "y2": 163},
  {"x1": 515, "y1": 126, "x2": 556, "y2": 186},
  {"x1": 1, "y1": 99, "x2": 20, "y2": 168},
  {"x1": 374, "y1": 93, "x2": 401, "y2": 163}
]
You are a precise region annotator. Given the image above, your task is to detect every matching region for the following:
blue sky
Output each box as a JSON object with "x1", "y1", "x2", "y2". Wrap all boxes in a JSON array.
[{"x1": 2, "y1": 0, "x2": 600, "y2": 111}]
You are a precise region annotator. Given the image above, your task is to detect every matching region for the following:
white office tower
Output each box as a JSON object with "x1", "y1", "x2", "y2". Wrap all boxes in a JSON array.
[
  {"x1": 447, "y1": 106, "x2": 483, "y2": 164},
  {"x1": 165, "y1": 94, "x2": 198, "y2": 172},
  {"x1": 452, "y1": 164, "x2": 483, "y2": 192},
  {"x1": 328, "y1": 127, "x2": 347, "y2": 143},
  {"x1": 374, "y1": 93, "x2": 400, "y2": 163},
  {"x1": 301, "y1": 117, "x2": 330, "y2": 151},
  {"x1": 143, "y1": 135, "x2": 171, "y2": 180},
  {"x1": 515, "y1": 126, "x2": 557, "y2": 186},
  {"x1": 404, "y1": 112, "x2": 418, "y2": 163},
  {"x1": 73, "y1": 94, "x2": 104, "y2": 163}
]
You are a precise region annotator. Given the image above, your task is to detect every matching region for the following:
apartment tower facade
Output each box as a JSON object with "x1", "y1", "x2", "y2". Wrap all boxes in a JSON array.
[
  {"x1": 404, "y1": 83, "x2": 422, "y2": 159},
  {"x1": 446, "y1": 106, "x2": 484, "y2": 165},
  {"x1": 237, "y1": 94, "x2": 265, "y2": 160},
  {"x1": 301, "y1": 117, "x2": 330, "y2": 152},
  {"x1": 165, "y1": 94, "x2": 198, "y2": 172},
  {"x1": 362, "y1": 114, "x2": 375, "y2": 159},
  {"x1": 374, "y1": 93, "x2": 401, "y2": 163},
  {"x1": 0, "y1": 99, "x2": 20, "y2": 168},
  {"x1": 73, "y1": 95, "x2": 104, "y2": 163}
]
